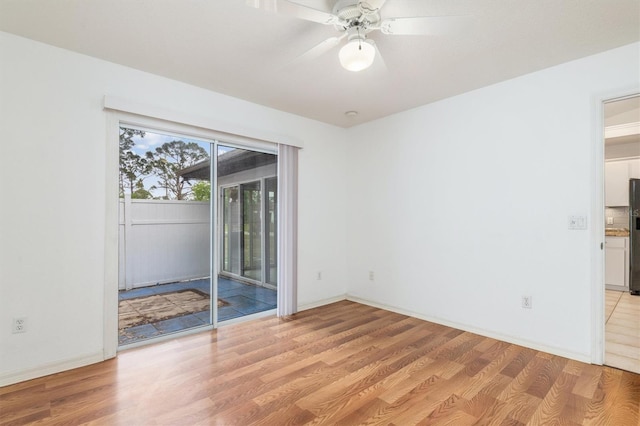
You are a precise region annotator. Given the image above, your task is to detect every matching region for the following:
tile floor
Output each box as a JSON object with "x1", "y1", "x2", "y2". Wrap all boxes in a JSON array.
[
  {"x1": 118, "y1": 277, "x2": 276, "y2": 345},
  {"x1": 605, "y1": 290, "x2": 640, "y2": 374}
]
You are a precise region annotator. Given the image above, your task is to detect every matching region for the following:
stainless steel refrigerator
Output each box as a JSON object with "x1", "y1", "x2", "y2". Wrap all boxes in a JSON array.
[{"x1": 630, "y1": 179, "x2": 640, "y2": 295}]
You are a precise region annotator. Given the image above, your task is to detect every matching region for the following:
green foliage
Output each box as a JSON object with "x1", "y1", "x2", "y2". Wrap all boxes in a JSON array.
[
  {"x1": 191, "y1": 181, "x2": 211, "y2": 201},
  {"x1": 146, "y1": 140, "x2": 209, "y2": 200},
  {"x1": 119, "y1": 128, "x2": 210, "y2": 200},
  {"x1": 131, "y1": 180, "x2": 153, "y2": 199},
  {"x1": 119, "y1": 127, "x2": 142, "y2": 151},
  {"x1": 119, "y1": 128, "x2": 150, "y2": 197}
]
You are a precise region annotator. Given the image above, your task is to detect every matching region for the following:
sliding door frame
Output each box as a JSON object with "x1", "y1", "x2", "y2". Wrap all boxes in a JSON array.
[{"x1": 104, "y1": 110, "x2": 278, "y2": 356}]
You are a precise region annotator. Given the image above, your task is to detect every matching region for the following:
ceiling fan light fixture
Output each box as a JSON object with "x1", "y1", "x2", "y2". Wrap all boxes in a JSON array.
[{"x1": 339, "y1": 38, "x2": 375, "y2": 72}]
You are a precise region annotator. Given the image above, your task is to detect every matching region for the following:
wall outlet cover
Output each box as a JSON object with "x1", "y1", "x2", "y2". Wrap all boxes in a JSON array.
[{"x1": 12, "y1": 317, "x2": 27, "y2": 333}]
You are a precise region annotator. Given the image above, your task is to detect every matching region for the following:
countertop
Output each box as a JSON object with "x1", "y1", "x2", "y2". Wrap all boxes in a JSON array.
[{"x1": 605, "y1": 228, "x2": 630, "y2": 237}]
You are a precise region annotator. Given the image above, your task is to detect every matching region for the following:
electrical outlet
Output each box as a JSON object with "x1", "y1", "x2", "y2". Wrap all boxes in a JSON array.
[
  {"x1": 521, "y1": 296, "x2": 532, "y2": 309},
  {"x1": 369, "y1": 271, "x2": 375, "y2": 281},
  {"x1": 12, "y1": 317, "x2": 27, "y2": 333}
]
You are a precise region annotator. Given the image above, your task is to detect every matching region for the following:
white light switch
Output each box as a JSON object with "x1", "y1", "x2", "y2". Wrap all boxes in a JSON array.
[
  {"x1": 568, "y1": 215, "x2": 588, "y2": 230},
  {"x1": 607, "y1": 217, "x2": 614, "y2": 225}
]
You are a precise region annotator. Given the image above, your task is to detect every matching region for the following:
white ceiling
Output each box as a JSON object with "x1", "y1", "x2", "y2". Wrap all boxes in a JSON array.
[{"x1": 1, "y1": 0, "x2": 639, "y2": 127}]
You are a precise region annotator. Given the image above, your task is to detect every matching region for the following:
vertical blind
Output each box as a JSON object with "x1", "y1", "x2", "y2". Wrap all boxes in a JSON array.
[{"x1": 277, "y1": 144, "x2": 299, "y2": 316}]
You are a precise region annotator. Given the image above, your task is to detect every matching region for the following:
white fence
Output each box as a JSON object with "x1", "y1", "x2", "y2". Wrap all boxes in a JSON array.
[{"x1": 119, "y1": 197, "x2": 210, "y2": 290}]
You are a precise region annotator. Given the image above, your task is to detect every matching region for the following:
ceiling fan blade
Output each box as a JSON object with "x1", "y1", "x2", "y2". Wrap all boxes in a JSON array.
[
  {"x1": 358, "y1": 0, "x2": 388, "y2": 13},
  {"x1": 380, "y1": 15, "x2": 471, "y2": 36},
  {"x1": 247, "y1": 0, "x2": 338, "y2": 25},
  {"x1": 368, "y1": 39, "x2": 388, "y2": 72},
  {"x1": 287, "y1": 34, "x2": 347, "y2": 68}
]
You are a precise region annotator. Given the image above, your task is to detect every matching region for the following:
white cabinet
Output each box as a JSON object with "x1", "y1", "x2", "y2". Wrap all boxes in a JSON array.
[
  {"x1": 605, "y1": 236, "x2": 628, "y2": 288},
  {"x1": 605, "y1": 161, "x2": 628, "y2": 206},
  {"x1": 631, "y1": 158, "x2": 640, "y2": 178},
  {"x1": 605, "y1": 158, "x2": 640, "y2": 206}
]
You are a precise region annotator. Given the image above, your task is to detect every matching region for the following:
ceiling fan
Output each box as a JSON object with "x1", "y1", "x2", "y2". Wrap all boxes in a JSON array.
[{"x1": 247, "y1": 0, "x2": 468, "y2": 72}]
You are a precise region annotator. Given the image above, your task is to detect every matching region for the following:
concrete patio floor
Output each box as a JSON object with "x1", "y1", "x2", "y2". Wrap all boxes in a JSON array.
[{"x1": 118, "y1": 277, "x2": 276, "y2": 345}]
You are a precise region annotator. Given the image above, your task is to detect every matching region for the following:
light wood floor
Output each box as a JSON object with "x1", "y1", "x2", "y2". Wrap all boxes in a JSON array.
[
  {"x1": 2, "y1": 301, "x2": 640, "y2": 425},
  {"x1": 606, "y1": 290, "x2": 640, "y2": 374}
]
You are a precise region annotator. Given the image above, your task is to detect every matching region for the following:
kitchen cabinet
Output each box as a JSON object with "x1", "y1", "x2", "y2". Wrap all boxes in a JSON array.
[
  {"x1": 605, "y1": 236, "x2": 628, "y2": 288},
  {"x1": 605, "y1": 158, "x2": 640, "y2": 206}
]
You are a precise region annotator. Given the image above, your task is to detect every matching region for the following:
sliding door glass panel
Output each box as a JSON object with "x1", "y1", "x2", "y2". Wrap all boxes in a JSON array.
[
  {"x1": 222, "y1": 186, "x2": 241, "y2": 276},
  {"x1": 217, "y1": 145, "x2": 278, "y2": 322},
  {"x1": 242, "y1": 181, "x2": 262, "y2": 281},
  {"x1": 118, "y1": 126, "x2": 212, "y2": 346},
  {"x1": 265, "y1": 177, "x2": 277, "y2": 286}
]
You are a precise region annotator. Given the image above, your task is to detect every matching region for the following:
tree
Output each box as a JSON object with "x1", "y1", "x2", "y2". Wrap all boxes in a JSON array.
[
  {"x1": 119, "y1": 128, "x2": 151, "y2": 198},
  {"x1": 191, "y1": 181, "x2": 211, "y2": 201},
  {"x1": 131, "y1": 180, "x2": 153, "y2": 199},
  {"x1": 147, "y1": 140, "x2": 209, "y2": 200}
]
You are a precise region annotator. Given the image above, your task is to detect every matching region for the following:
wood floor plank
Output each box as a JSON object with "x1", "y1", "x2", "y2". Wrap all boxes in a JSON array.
[
  {"x1": 497, "y1": 353, "x2": 548, "y2": 401},
  {"x1": 560, "y1": 392, "x2": 592, "y2": 425},
  {"x1": 525, "y1": 356, "x2": 568, "y2": 399},
  {"x1": 571, "y1": 363, "x2": 603, "y2": 400},
  {"x1": 253, "y1": 362, "x2": 344, "y2": 408},
  {"x1": 526, "y1": 371, "x2": 579, "y2": 424},
  {"x1": 581, "y1": 367, "x2": 623, "y2": 425},
  {"x1": 366, "y1": 381, "x2": 445, "y2": 425},
  {"x1": 415, "y1": 393, "x2": 478, "y2": 426},
  {"x1": 616, "y1": 370, "x2": 640, "y2": 423},
  {"x1": 377, "y1": 357, "x2": 464, "y2": 404},
  {"x1": 459, "y1": 345, "x2": 522, "y2": 400},
  {"x1": 1, "y1": 300, "x2": 639, "y2": 425}
]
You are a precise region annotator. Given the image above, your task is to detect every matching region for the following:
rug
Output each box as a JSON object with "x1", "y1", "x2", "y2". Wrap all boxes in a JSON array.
[{"x1": 118, "y1": 289, "x2": 228, "y2": 330}]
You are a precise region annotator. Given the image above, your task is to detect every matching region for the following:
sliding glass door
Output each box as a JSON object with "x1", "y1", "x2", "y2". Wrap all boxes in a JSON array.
[
  {"x1": 216, "y1": 145, "x2": 278, "y2": 322},
  {"x1": 117, "y1": 125, "x2": 279, "y2": 347}
]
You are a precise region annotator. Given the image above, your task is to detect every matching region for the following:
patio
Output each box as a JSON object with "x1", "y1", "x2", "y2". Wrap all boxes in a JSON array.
[{"x1": 118, "y1": 277, "x2": 277, "y2": 345}]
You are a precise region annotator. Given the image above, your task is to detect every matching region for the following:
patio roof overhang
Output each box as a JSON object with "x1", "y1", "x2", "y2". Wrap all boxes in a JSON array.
[{"x1": 178, "y1": 149, "x2": 277, "y2": 181}]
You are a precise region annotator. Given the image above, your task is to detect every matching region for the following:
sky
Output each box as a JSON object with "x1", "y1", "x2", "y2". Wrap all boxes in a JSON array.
[
  {"x1": 126, "y1": 129, "x2": 213, "y2": 198},
  {"x1": 130, "y1": 131, "x2": 235, "y2": 157},
  {"x1": 131, "y1": 131, "x2": 211, "y2": 157},
  {"x1": 124, "y1": 128, "x2": 239, "y2": 198}
]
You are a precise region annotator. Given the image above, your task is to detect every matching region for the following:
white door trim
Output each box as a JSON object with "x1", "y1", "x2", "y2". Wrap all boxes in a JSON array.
[{"x1": 590, "y1": 88, "x2": 640, "y2": 365}]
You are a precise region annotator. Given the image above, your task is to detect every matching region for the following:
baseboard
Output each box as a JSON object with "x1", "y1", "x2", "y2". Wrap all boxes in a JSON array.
[
  {"x1": 0, "y1": 352, "x2": 105, "y2": 387},
  {"x1": 346, "y1": 295, "x2": 592, "y2": 364},
  {"x1": 298, "y1": 294, "x2": 347, "y2": 312},
  {"x1": 605, "y1": 284, "x2": 627, "y2": 292}
]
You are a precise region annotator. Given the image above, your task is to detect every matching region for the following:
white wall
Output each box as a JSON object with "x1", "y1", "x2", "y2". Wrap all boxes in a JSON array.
[
  {"x1": 0, "y1": 31, "x2": 349, "y2": 385},
  {"x1": 1, "y1": 28, "x2": 638, "y2": 385},
  {"x1": 345, "y1": 42, "x2": 639, "y2": 361}
]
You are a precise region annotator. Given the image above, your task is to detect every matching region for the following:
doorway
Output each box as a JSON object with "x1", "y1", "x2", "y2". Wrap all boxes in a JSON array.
[
  {"x1": 118, "y1": 128, "x2": 278, "y2": 346},
  {"x1": 602, "y1": 94, "x2": 640, "y2": 374}
]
